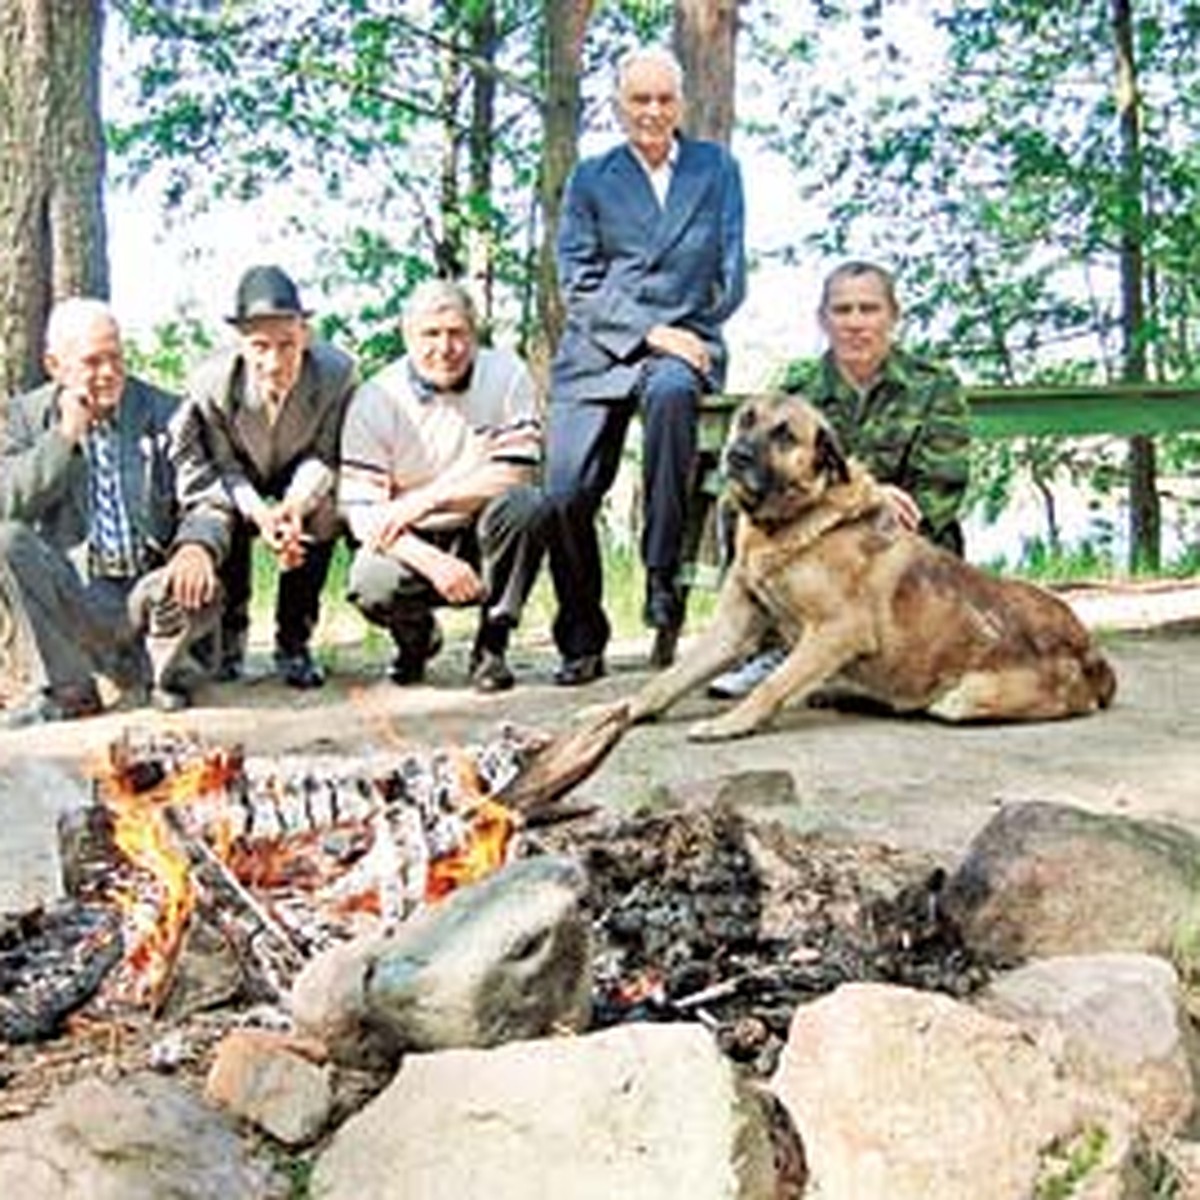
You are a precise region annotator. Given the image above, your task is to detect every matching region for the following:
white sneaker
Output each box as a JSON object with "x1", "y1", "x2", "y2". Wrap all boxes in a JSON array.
[{"x1": 706, "y1": 647, "x2": 788, "y2": 700}]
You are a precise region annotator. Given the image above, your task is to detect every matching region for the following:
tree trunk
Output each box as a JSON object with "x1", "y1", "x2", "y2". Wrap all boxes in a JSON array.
[
  {"x1": 1112, "y1": 0, "x2": 1158, "y2": 571},
  {"x1": 466, "y1": 1, "x2": 498, "y2": 328},
  {"x1": 0, "y1": 0, "x2": 108, "y2": 397},
  {"x1": 673, "y1": 0, "x2": 739, "y2": 145},
  {"x1": 532, "y1": 0, "x2": 594, "y2": 380}
]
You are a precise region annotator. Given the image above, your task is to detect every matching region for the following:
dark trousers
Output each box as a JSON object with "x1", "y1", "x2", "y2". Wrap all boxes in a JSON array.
[
  {"x1": 221, "y1": 517, "x2": 336, "y2": 657},
  {"x1": 544, "y1": 355, "x2": 701, "y2": 660},
  {"x1": 346, "y1": 484, "x2": 545, "y2": 655}
]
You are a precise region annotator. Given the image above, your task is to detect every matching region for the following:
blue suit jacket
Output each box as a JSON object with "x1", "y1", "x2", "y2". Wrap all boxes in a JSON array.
[{"x1": 551, "y1": 134, "x2": 747, "y2": 402}]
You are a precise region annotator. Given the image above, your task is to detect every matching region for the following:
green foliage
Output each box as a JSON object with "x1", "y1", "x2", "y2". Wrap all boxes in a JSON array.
[
  {"x1": 749, "y1": 0, "x2": 1200, "y2": 568},
  {"x1": 121, "y1": 313, "x2": 214, "y2": 391},
  {"x1": 107, "y1": 1, "x2": 677, "y2": 370},
  {"x1": 1035, "y1": 1125, "x2": 1109, "y2": 1198}
]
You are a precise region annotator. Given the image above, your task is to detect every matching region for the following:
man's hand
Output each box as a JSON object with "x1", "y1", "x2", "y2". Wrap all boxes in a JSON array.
[
  {"x1": 646, "y1": 324, "x2": 711, "y2": 378},
  {"x1": 58, "y1": 388, "x2": 95, "y2": 444},
  {"x1": 424, "y1": 551, "x2": 484, "y2": 605},
  {"x1": 165, "y1": 543, "x2": 217, "y2": 610},
  {"x1": 256, "y1": 501, "x2": 307, "y2": 568},
  {"x1": 879, "y1": 484, "x2": 922, "y2": 532},
  {"x1": 371, "y1": 490, "x2": 440, "y2": 552}
]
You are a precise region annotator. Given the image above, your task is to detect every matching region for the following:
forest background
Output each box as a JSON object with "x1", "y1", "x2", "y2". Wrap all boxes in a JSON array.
[{"x1": 2, "y1": 0, "x2": 1199, "y2": 575}]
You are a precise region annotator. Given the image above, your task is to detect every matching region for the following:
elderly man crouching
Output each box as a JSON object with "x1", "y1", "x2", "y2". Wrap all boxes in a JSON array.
[
  {"x1": 0, "y1": 298, "x2": 228, "y2": 725},
  {"x1": 339, "y1": 279, "x2": 545, "y2": 691}
]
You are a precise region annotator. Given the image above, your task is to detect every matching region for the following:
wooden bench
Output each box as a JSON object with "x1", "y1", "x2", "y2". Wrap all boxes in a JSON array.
[{"x1": 681, "y1": 383, "x2": 1200, "y2": 586}]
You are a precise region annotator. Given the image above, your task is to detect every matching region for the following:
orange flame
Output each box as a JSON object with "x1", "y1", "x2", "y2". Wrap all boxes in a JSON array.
[
  {"x1": 425, "y1": 798, "x2": 517, "y2": 901},
  {"x1": 97, "y1": 748, "x2": 238, "y2": 1008}
]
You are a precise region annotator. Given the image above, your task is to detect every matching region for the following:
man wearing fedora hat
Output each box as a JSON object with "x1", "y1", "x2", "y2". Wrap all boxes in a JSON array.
[{"x1": 179, "y1": 265, "x2": 357, "y2": 687}]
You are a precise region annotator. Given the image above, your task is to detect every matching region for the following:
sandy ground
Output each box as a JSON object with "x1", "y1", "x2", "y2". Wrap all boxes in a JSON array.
[{"x1": 3, "y1": 580, "x2": 1200, "y2": 871}]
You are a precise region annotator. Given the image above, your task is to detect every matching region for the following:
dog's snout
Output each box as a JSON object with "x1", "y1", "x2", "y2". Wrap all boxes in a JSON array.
[{"x1": 724, "y1": 438, "x2": 756, "y2": 473}]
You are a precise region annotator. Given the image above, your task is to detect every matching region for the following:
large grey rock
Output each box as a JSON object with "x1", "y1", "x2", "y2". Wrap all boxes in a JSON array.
[
  {"x1": 944, "y1": 800, "x2": 1200, "y2": 963},
  {"x1": 770, "y1": 982, "x2": 1139, "y2": 1200},
  {"x1": 0, "y1": 1072, "x2": 277, "y2": 1199},
  {"x1": 311, "y1": 1022, "x2": 787, "y2": 1200},
  {"x1": 976, "y1": 953, "x2": 1198, "y2": 1139},
  {"x1": 292, "y1": 854, "x2": 592, "y2": 1064},
  {"x1": 0, "y1": 758, "x2": 88, "y2": 913}
]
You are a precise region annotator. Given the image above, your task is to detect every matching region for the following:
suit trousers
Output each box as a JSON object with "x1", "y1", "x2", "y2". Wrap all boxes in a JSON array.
[
  {"x1": 0, "y1": 519, "x2": 219, "y2": 699},
  {"x1": 220, "y1": 515, "x2": 337, "y2": 657},
  {"x1": 544, "y1": 355, "x2": 701, "y2": 660},
  {"x1": 347, "y1": 484, "x2": 544, "y2": 656}
]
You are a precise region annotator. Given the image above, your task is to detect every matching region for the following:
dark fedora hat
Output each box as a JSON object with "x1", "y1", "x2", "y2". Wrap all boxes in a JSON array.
[{"x1": 227, "y1": 265, "x2": 312, "y2": 324}]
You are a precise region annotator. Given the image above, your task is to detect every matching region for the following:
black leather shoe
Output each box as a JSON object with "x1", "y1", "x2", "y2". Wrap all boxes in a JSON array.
[
  {"x1": 553, "y1": 654, "x2": 606, "y2": 687},
  {"x1": 214, "y1": 656, "x2": 244, "y2": 683},
  {"x1": 274, "y1": 648, "x2": 325, "y2": 689},
  {"x1": 388, "y1": 624, "x2": 443, "y2": 686},
  {"x1": 471, "y1": 649, "x2": 515, "y2": 693}
]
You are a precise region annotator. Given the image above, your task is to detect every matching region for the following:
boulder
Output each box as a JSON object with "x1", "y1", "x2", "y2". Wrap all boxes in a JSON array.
[
  {"x1": 976, "y1": 953, "x2": 1198, "y2": 1139},
  {"x1": 0, "y1": 1072, "x2": 276, "y2": 1199},
  {"x1": 293, "y1": 854, "x2": 592, "y2": 1064},
  {"x1": 770, "y1": 981, "x2": 1139, "y2": 1200},
  {"x1": 311, "y1": 1022, "x2": 790, "y2": 1199},
  {"x1": 205, "y1": 1028, "x2": 334, "y2": 1146},
  {"x1": 943, "y1": 800, "x2": 1200, "y2": 963}
]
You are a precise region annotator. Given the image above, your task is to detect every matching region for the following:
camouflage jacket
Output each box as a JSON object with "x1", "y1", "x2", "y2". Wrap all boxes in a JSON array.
[{"x1": 778, "y1": 348, "x2": 971, "y2": 553}]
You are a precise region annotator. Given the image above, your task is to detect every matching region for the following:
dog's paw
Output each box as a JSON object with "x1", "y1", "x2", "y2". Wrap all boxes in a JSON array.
[{"x1": 685, "y1": 714, "x2": 756, "y2": 742}]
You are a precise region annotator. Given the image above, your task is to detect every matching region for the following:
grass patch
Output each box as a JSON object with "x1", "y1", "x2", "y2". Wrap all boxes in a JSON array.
[{"x1": 245, "y1": 534, "x2": 720, "y2": 664}]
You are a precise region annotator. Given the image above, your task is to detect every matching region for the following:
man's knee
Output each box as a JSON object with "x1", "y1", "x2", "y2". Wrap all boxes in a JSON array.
[
  {"x1": 479, "y1": 484, "x2": 545, "y2": 541},
  {"x1": 0, "y1": 520, "x2": 40, "y2": 570},
  {"x1": 346, "y1": 550, "x2": 420, "y2": 617},
  {"x1": 642, "y1": 357, "x2": 702, "y2": 407}
]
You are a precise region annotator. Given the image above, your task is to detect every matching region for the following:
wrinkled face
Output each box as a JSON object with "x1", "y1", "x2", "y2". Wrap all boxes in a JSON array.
[
  {"x1": 46, "y1": 315, "x2": 127, "y2": 416},
  {"x1": 723, "y1": 395, "x2": 849, "y2": 526},
  {"x1": 406, "y1": 304, "x2": 476, "y2": 392},
  {"x1": 238, "y1": 315, "x2": 309, "y2": 405},
  {"x1": 820, "y1": 271, "x2": 898, "y2": 386},
  {"x1": 616, "y1": 57, "x2": 683, "y2": 168}
]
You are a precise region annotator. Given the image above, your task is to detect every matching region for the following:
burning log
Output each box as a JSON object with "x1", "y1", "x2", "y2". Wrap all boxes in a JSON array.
[
  {"x1": 0, "y1": 903, "x2": 123, "y2": 1043},
  {"x1": 86, "y1": 724, "x2": 564, "y2": 1014},
  {"x1": 496, "y1": 705, "x2": 630, "y2": 817}
]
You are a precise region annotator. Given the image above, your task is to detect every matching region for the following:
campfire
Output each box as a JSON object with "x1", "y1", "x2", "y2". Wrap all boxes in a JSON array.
[
  {"x1": 3, "y1": 705, "x2": 991, "y2": 1112},
  {"x1": 83, "y1": 729, "x2": 536, "y2": 1015}
]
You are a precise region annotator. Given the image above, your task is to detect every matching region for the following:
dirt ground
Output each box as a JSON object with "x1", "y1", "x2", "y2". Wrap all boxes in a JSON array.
[{"x1": 4, "y1": 580, "x2": 1200, "y2": 868}]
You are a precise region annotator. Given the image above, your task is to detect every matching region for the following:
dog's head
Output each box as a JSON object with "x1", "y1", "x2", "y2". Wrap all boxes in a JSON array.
[{"x1": 722, "y1": 394, "x2": 851, "y2": 526}]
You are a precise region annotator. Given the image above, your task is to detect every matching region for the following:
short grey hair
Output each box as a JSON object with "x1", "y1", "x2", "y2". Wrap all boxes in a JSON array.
[
  {"x1": 402, "y1": 278, "x2": 479, "y2": 332},
  {"x1": 615, "y1": 46, "x2": 684, "y2": 100},
  {"x1": 45, "y1": 297, "x2": 119, "y2": 355}
]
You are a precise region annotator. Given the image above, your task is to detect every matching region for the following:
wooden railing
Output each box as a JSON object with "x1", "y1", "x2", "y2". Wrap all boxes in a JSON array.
[
  {"x1": 684, "y1": 383, "x2": 1200, "y2": 584},
  {"x1": 697, "y1": 383, "x2": 1200, "y2": 447}
]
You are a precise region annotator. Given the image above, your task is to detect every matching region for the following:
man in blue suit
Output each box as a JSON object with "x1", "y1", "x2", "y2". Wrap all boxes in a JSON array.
[{"x1": 544, "y1": 45, "x2": 747, "y2": 685}]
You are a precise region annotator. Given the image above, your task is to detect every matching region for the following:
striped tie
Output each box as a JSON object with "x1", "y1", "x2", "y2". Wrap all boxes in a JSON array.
[{"x1": 88, "y1": 422, "x2": 138, "y2": 578}]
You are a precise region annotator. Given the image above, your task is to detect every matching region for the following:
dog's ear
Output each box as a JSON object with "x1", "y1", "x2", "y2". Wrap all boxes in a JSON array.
[{"x1": 814, "y1": 423, "x2": 850, "y2": 485}]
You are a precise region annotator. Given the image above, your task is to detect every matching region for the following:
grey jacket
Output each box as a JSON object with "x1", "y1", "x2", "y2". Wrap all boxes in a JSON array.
[
  {"x1": 551, "y1": 134, "x2": 747, "y2": 402},
  {"x1": 0, "y1": 376, "x2": 230, "y2": 569},
  {"x1": 182, "y1": 340, "x2": 357, "y2": 530}
]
